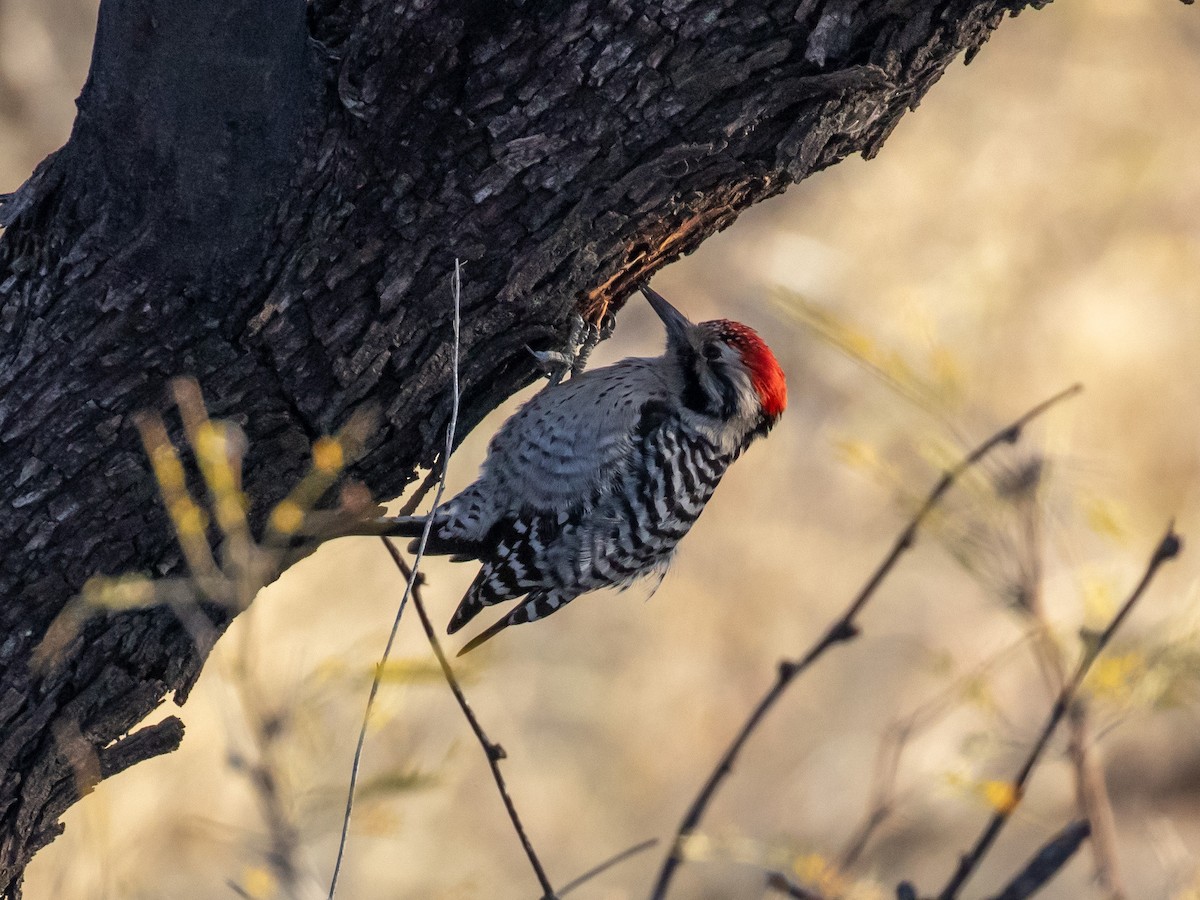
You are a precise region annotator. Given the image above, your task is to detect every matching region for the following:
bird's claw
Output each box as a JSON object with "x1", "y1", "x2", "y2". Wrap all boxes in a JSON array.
[
  {"x1": 527, "y1": 347, "x2": 575, "y2": 384},
  {"x1": 530, "y1": 311, "x2": 614, "y2": 388}
]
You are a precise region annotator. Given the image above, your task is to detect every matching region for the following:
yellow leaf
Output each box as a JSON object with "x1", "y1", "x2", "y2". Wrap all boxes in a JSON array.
[
  {"x1": 374, "y1": 659, "x2": 448, "y2": 684},
  {"x1": 312, "y1": 436, "x2": 345, "y2": 474},
  {"x1": 835, "y1": 438, "x2": 881, "y2": 474},
  {"x1": 240, "y1": 866, "x2": 277, "y2": 900},
  {"x1": 930, "y1": 346, "x2": 964, "y2": 398},
  {"x1": 1082, "y1": 495, "x2": 1129, "y2": 542},
  {"x1": 1081, "y1": 575, "x2": 1117, "y2": 626},
  {"x1": 962, "y1": 674, "x2": 994, "y2": 710},
  {"x1": 981, "y1": 780, "x2": 1020, "y2": 814},
  {"x1": 679, "y1": 832, "x2": 712, "y2": 862},
  {"x1": 841, "y1": 328, "x2": 878, "y2": 363},
  {"x1": 81, "y1": 575, "x2": 158, "y2": 610},
  {"x1": 169, "y1": 498, "x2": 208, "y2": 537},
  {"x1": 793, "y1": 852, "x2": 830, "y2": 886},
  {"x1": 215, "y1": 493, "x2": 249, "y2": 531},
  {"x1": 150, "y1": 445, "x2": 187, "y2": 492},
  {"x1": 1086, "y1": 652, "x2": 1144, "y2": 701},
  {"x1": 268, "y1": 500, "x2": 304, "y2": 536}
]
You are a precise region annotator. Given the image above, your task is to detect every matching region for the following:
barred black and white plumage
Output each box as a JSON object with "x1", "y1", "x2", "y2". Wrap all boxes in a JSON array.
[{"x1": 374, "y1": 284, "x2": 787, "y2": 653}]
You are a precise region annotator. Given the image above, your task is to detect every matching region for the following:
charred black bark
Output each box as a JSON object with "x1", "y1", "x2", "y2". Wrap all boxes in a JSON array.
[{"x1": 0, "y1": 0, "x2": 1042, "y2": 892}]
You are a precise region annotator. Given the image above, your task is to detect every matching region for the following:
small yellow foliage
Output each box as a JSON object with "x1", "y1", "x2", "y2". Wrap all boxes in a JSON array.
[
  {"x1": 792, "y1": 852, "x2": 852, "y2": 898},
  {"x1": 877, "y1": 350, "x2": 919, "y2": 393},
  {"x1": 678, "y1": 832, "x2": 713, "y2": 862},
  {"x1": 835, "y1": 438, "x2": 882, "y2": 474},
  {"x1": 841, "y1": 328, "x2": 878, "y2": 362},
  {"x1": 1086, "y1": 652, "x2": 1145, "y2": 702},
  {"x1": 150, "y1": 446, "x2": 186, "y2": 492},
  {"x1": 215, "y1": 493, "x2": 249, "y2": 531},
  {"x1": 1082, "y1": 495, "x2": 1129, "y2": 542},
  {"x1": 794, "y1": 852, "x2": 832, "y2": 887},
  {"x1": 169, "y1": 499, "x2": 208, "y2": 537},
  {"x1": 194, "y1": 421, "x2": 228, "y2": 463},
  {"x1": 239, "y1": 866, "x2": 277, "y2": 900},
  {"x1": 374, "y1": 659, "x2": 449, "y2": 684},
  {"x1": 80, "y1": 575, "x2": 158, "y2": 610},
  {"x1": 353, "y1": 805, "x2": 401, "y2": 836},
  {"x1": 268, "y1": 501, "x2": 304, "y2": 536},
  {"x1": 961, "y1": 674, "x2": 996, "y2": 712},
  {"x1": 312, "y1": 436, "x2": 345, "y2": 474},
  {"x1": 981, "y1": 780, "x2": 1020, "y2": 815},
  {"x1": 1081, "y1": 575, "x2": 1118, "y2": 626},
  {"x1": 944, "y1": 771, "x2": 1020, "y2": 814}
]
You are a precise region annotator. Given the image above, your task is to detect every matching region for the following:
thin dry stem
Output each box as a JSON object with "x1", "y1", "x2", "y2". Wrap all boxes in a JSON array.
[
  {"x1": 382, "y1": 542, "x2": 558, "y2": 899},
  {"x1": 936, "y1": 524, "x2": 1182, "y2": 900},
  {"x1": 559, "y1": 839, "x2": 659, "y2": 896},
  {"x1": 1066, "y1": 706, "x2": 1124, "y2": 899},
  {"x1": 327, "y1": 261, "x2": 464, "y2": 899},
  {"x1": 1012, "y1": 488, "x2": 1125, "y2": 898},
  {"x1": 764, "y1": 871, "x2": 830, "y2": 899},
  {"x1": 648, "y1": 385, "x2": 1083, "y2": 900}
]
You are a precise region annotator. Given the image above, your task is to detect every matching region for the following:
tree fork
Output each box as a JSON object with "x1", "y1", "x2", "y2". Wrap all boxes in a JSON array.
[{"x1": 0, "y1": 0, "x2": 1041, "y2": 893}]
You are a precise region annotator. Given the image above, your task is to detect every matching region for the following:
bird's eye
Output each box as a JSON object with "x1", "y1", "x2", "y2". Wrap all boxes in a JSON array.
[{"x1": 702, "y1": 343, "x2": 722, "y2": 361}]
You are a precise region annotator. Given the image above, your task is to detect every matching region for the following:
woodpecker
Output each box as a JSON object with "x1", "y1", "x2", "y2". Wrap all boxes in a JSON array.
[{"x1": 378, "y1": 284, "x2": 787, "y2": 653}]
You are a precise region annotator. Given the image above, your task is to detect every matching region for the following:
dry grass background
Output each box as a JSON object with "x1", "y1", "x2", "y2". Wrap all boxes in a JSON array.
[{"x1": 4, "y1": 1, "x2": 1200, "y2": 898}]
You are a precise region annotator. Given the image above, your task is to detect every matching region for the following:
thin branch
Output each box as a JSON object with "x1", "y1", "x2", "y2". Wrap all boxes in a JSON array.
[
  {"x1": 1065, "y1": 704, "x2": 1124, "y2": 898},
  {"x1": 1010, "y1": 486, "x2": 1125, "y2": 898},
  {"x1": 936, "y1": 524, "x2": 1182, "y2": 900},
  {"x1": 765, "y1": 871, "x2": 830, "y2": 900},
  {"x1": 382, "y1": 541, "x2": 558, "y2": 899},
  {"x1": 648, "y1": 385, "x2": 1083, "y2": 900},
  {"x1": 327, "y1": 261, "x2": 465, "y2": 899},
  {"x1": 986, "y1": 819, "x2": 1091, "y2": 900},
  {"x1": 559, "y1": 839, "x2": 659, "y2": 896}
]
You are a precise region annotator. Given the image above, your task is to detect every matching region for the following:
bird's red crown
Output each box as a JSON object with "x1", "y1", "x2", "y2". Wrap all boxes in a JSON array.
[{"x1": 711, "y1": 320, "x2": 787, "y2": 422}]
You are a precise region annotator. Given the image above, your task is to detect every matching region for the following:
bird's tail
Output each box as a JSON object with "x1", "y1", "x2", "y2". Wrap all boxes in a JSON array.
[
  {"x1": 339, "y1": 515, "x2": 429, "y2": 537},
  {"x1": 335, "y1": 515, "x2": 481, "y2": 558},
  {"x1": 454, "y1": 590, "x2": 574, "y2": 655}
]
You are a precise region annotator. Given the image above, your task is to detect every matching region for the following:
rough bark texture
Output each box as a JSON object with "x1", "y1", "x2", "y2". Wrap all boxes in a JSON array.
[{"x1": 0, "y1": 0, "x2": 1043, "y2": 893}]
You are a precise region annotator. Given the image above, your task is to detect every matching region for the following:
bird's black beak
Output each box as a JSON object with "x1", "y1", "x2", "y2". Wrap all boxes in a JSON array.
[{"x1": 639, "y1": 283, "x2": 693, "y2": 352}]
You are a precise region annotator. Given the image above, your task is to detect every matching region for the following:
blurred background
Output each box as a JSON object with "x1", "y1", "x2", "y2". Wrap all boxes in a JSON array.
[{"x1": 5, "y1": 0, "x2": 1200, "y2": 897}]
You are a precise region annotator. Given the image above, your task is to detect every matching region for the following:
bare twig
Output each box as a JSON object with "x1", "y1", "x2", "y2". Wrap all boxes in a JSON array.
[
  {"x1": 224, "y1": 606, "x2": 318, "y2": 900},
  {"x1": 1009, "y1": 485, "x2": 1125, "y2": 898},
  {"x1": 1065, "y1": 704, "x2": 1124, "y2": 898},
  {"x1": 765, "y1": 871, "x2": 829, "y2": 900},
  {"x1": 936, "y1": 524, "x2": 1182, "y2": 900},
  {"x1": 328, "y1": 261, "x2": 465, "y2": 899},
  {"x1": 382, "y1": 541, "x2": 558, "y2": 899},
  {"x1": 986, "y1": 819, "x2": 1091, "y2": 900},
  {"x1": 397, "y1": 465, "x2": 445, "y2": 517},
  {"x1": 560, "y1": 839, "x2": 659, "y2": 896},
  {"x1": 648, "y1": 385, "x2": 1083, "y2": 900}
]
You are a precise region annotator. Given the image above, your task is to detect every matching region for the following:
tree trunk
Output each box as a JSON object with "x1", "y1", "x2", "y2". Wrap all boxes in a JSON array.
[{"x1": 0, "y1": 0, "x2": 1041, "y2": 893}]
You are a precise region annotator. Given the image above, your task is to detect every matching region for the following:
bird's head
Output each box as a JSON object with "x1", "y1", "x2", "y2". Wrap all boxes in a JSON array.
[{"x1": 641, "y1": 284, "x2": 787, "y2": 436}]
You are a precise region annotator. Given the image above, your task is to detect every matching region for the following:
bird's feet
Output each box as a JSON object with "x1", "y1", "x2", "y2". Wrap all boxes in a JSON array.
[{"x1": 528, "y1": 311, "x2": 616, "y2": 387}]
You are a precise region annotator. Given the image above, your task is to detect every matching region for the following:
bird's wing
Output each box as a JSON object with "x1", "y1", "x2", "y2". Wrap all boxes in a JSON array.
[{"x1": 478, "y1": 359, "x2": 671, "y2": 517}]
